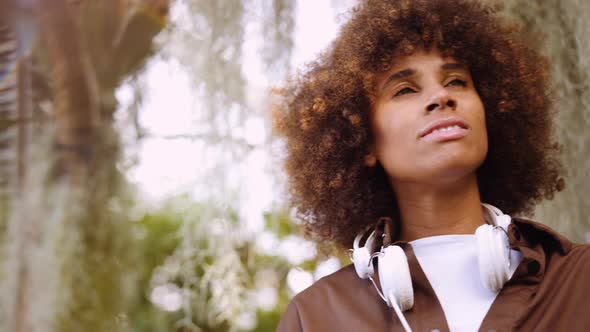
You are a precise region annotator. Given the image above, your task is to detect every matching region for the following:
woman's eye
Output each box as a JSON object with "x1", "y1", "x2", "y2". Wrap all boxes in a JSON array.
[
  {"x1": 393, "y1": 87, "x2": 416, "y2": 97},
  {"x1": 447, "y1": 78, "x2": 467, "y2": 87}
]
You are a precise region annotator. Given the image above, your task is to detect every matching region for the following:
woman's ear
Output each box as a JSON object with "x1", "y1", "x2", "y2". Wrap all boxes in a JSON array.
[{"x1": 363, "y1": 150, "x2": 377, "y2": 167}]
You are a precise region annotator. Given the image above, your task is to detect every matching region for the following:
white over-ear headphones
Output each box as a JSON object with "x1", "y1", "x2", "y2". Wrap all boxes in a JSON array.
[
  {"x1": 478, "y1": 203, "x2": 512, "y2": 292},
  {"x1": 351, "y1": 229, "x2": 414, "y2": 332},
  {"x1": 351, "y1": 203, "x2": 511, "y2": 314},
  {"x1": 352, "y1": 230, "x2": 376, "y2": 279}
]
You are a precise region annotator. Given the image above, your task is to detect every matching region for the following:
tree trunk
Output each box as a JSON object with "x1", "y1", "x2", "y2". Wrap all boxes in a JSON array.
[
  {"x1": 502, "y1": 0, "x2": 590, "y2": 242},
  {"x1": 35, "y1": 0, "x2": 100, "y2": 182},
  {"x1": 13, "y1": 1, "x2": 100, "y2": 331}
]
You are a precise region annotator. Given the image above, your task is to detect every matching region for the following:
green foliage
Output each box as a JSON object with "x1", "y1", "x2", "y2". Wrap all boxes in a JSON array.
[
  {"x1": 125, "y1": 198, "x2": 302, "y2": 332},
  {"x1": 126, "y1": 204, "x2": 182, "y2": 331},
  {"x1": 52, "y1": 128, "x2": 138, "y2": 332},
  {"x1": 263, "y1": 211, "x2": 299, "y2": 239}
]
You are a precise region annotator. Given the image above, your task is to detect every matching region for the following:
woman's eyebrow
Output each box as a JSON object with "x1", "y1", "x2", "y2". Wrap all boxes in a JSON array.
[{"x1": 381, "y1": 68, "x2": 415, "y2": 92}]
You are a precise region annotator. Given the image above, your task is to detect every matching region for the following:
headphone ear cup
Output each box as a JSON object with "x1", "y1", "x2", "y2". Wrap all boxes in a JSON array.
[
  {"x1": 475, "y1": 224, "x2": 510, "y2": 292},
  {"x1": 353, "y1": 247, "x2": 374, "y2": 279},
  {"x1": 378, "y1": 246, "x2": 414, "y2": 311},
  {"x1": 352, "y1": 231, "x2": 376, "y2": 279}
]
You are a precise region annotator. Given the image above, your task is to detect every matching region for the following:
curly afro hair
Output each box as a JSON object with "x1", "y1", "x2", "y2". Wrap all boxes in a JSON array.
[{"x1": 272, "y1": 0, "x2": 564, "y2": 250}]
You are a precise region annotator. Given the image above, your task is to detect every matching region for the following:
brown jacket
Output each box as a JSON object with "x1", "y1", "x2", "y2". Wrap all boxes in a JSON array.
[{"x1": 277, "y1": 218, "x2": 590, "y2": 331}]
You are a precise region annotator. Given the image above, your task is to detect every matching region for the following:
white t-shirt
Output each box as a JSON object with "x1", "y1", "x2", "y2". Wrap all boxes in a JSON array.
[{"x1": 410, "y1": 234, "x2": 523, "y2": 332}]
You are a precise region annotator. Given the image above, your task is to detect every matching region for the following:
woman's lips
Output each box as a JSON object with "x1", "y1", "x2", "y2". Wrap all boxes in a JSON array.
[
  {"x1": 421, "y1": 126, "x2": 470, "y2": 142},
  {"x1": 418, "y1": 116, "x2": 470, "y2": 142}
]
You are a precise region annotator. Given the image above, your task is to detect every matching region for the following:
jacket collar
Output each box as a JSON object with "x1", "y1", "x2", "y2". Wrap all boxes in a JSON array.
[
  {"x1": 508, "y1": 217, "x2": 573, "y2": 279},
  {"x1": 509, "y1": 217, "x2": 572, "y2": 254}
]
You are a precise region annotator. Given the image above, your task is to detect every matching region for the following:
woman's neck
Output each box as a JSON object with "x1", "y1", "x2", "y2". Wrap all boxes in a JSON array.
[{"x1": 392, "y1": 174, "x2": 485, "y2": 241}]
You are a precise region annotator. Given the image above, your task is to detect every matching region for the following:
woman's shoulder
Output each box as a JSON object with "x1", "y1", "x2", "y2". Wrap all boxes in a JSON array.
[
  {"x1": 291, "y1": 264, "x2": 361, "y2": 304},
  {"x1": 513, "y1": 217, "x2": 590, "y2": 272},
  {"x1": 511, "y1": 217, "x2": 575, "y2": 254},
  {"x1": 567, "y1": 242, "x2": 590, "y2": 261},
  {"x1": 277, "y1": 264, "x2": 376, "y2": 332}
]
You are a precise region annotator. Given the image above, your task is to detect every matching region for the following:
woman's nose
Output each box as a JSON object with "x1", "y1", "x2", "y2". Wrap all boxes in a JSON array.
[{"x1": 425, "y1": 90, "x2": 457, "y2": 112}]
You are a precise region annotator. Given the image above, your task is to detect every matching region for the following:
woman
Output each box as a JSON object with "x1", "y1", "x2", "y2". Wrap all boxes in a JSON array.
[{"x1": 273, "y1": 0, "x2": 589, "y2": 331}]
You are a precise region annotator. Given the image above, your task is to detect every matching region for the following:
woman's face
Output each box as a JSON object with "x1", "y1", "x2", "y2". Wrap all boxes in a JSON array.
[{"x1": 369, "y1": 49, "x2": 488, "y2": 187}]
